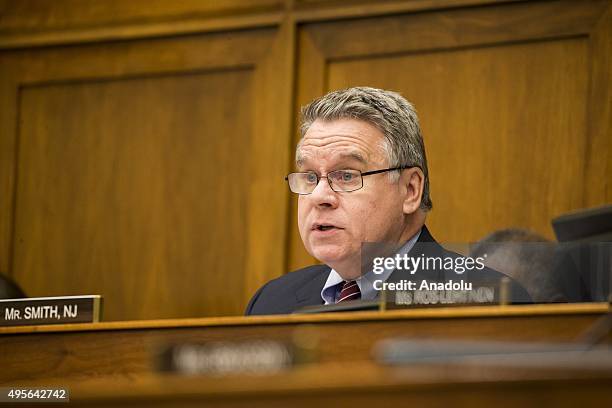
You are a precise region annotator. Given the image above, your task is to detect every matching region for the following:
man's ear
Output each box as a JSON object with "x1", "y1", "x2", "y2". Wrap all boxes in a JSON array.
[{"x1": 401, "y1": 167, "x2": 424, "y2": 215}]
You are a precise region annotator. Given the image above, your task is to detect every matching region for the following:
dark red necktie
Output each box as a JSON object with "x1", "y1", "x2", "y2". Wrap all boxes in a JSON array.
[{"x1": 336, "y1": 280, "x2": 361, "y2": 303}]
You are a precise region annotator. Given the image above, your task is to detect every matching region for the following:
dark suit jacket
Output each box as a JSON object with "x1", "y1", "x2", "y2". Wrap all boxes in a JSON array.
[{"x1": 245, "y1": 226, "x2": 530, "y2": 315}]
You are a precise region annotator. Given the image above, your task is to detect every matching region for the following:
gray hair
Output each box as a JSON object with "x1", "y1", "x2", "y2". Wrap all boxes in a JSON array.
[{"x1": 298, "y1": 87, "x2": 432, "y2": 211}]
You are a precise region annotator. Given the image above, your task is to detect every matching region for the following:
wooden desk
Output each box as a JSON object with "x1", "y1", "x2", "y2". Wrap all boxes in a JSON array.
[
  {"x1": 1, "y1": 303, "x2": 610, "y2": 388},
  {"x1": 65, "y1": 361, "x2": 612, "y2": 407}
]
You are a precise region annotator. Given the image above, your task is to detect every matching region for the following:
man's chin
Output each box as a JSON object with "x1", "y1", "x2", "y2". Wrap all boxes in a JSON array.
[{"x1": 309, "y1": 246, "x2": 353, "y2": 267}]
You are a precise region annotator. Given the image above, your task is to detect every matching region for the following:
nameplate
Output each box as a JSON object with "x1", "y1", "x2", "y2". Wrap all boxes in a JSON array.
[
  {"x1": 157, "y1": 340, "x2": 294, "y2": 375},
  {"x1": 0, "y1": 295, "x2": 102, "y2": 327}
]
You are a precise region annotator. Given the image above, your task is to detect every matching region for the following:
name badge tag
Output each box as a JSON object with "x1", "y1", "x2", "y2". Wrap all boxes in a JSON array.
[{"x1": 0, "y1": 295, "x2": 102, "y2": 326}]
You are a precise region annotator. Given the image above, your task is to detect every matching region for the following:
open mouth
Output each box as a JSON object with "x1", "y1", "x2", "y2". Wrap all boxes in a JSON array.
[{"x1": 313, "y1": 224, "x2": 342, "y2": 232}]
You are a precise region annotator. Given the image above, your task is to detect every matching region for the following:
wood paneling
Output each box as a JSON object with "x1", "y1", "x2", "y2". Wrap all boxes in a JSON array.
[
  {"x1": 0, "y1": 28, "x2": 293, "y2": 320},
  {"x1": 290, "y1": 0, "x2": 612, "y2": 270},
  {"x1": 15, "y1": 70, "x2": 252, "y2": 319},
  {"x1": 584, "y1": 4, "x2": 612, "y2": 207},
  {"x1": 57, "y1": 368, "x2": 612, "y2": 408},
  {"x1": 0, "y1": 0, "x2": 284, "y2": 48},
  {"x1": 0, "y1": 0, "x2": 282, "y2": 31}
]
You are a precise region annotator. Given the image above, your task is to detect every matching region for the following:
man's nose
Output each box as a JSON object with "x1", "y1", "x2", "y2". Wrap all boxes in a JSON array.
[{"x1": 309, "y1": 176, "x2": 339, "y2": 208}]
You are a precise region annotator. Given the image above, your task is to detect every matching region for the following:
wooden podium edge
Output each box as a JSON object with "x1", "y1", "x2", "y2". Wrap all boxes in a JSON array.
[{"x1": 0, "y1": 302, "x2": 609, "y2": 335}]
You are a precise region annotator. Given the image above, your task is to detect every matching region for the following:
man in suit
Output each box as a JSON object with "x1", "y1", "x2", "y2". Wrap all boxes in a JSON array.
[{"x1": 246, "y1": 87, "x2": 527, "y2": 315}]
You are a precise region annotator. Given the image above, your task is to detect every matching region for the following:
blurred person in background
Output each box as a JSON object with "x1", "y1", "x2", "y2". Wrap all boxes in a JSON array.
[
  {"x1": 0, "y1": 273, "x2": 26, "y2": 299},
  {"x1": 470, "y1": 229, "x2": 566, "y2": 302}
]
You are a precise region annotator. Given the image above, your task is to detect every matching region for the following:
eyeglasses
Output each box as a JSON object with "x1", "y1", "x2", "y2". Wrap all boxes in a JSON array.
[{"x1": 285, "y1": 166, "x2": 414, "y2": 194}]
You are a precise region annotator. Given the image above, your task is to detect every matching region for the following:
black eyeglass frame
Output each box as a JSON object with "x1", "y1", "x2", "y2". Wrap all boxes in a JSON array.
[{"x1": 284, "y1": 165, "x2": 417, "y2": 195}]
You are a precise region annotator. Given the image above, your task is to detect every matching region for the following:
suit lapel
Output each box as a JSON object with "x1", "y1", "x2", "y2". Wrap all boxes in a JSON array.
[
  {"x1": 387, "y1": 225, "x2": 445, "y2": 283},
  {"x1": 294, "y1": 265, "x2": 330, "y2": 307}
]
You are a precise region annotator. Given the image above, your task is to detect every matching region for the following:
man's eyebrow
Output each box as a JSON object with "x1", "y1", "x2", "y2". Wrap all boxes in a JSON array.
[
  {"x1": 338, "y1": 151, "x2": 368, "y2": 165},
  {"x1": 295, "y1": 151, "x2": 368, "y2": 168}
]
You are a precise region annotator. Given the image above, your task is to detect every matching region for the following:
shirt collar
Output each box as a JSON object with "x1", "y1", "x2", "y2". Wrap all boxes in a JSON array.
[{"x1": 320, "y1": 228, "x2": 422, "y2": 305}]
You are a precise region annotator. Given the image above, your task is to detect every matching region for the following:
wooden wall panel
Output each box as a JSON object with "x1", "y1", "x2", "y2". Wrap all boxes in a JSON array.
[
  {"x1": 15, "y1": 71, "x2": 252, "y2": 320},
  {"x1": 584, "y1": 4, "x2": 612, "y2": 207},
  {"x1": 289, "y1": 0, "x2": 611, "y2": 270},
  {"x1": 0, "y1": 0, "x2": 282, "y2": 32},
  {"x1": 0, "y1": 28, "x2": 293, "y2": 320},
  {"x1": 0, "y1": 0, "x2": 285, "y2": 49}
]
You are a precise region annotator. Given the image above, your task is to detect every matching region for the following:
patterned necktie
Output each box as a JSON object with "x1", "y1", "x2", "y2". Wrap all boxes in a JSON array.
[{"x1": 336, "y1": 280, "x2": 361, "y2": 303}]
